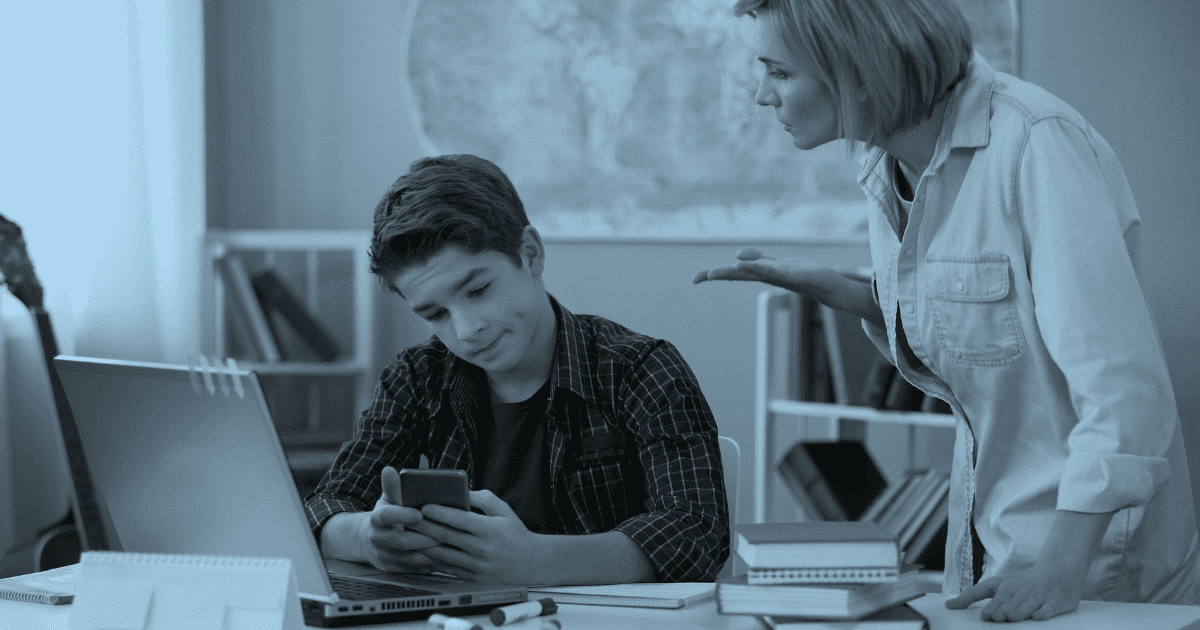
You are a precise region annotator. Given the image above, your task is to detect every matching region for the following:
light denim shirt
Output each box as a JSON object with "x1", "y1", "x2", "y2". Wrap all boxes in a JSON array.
[{"x1": 859, "y1": 53, "x2": 1199, "y2": 602}]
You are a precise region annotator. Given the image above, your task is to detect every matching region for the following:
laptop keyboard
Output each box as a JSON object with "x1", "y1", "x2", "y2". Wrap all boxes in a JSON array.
[{"x1": 329, "y1": 575, "x2": 439, "y2": 601}]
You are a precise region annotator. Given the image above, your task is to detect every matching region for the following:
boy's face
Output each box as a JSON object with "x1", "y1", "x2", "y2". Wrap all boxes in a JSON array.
[{"x1": 390, "y1": 236, "x2": 554, "y2": 381}]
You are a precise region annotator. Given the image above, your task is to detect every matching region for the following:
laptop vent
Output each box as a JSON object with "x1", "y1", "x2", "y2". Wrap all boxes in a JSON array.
[{"x1": 381, "y1": 598, "x2": 437, "y2": 611}]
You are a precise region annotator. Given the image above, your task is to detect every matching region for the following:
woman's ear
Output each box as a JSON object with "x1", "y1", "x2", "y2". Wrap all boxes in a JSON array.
[{"x1": 520, "y1": 225, "x2": 546, "y2": 276}]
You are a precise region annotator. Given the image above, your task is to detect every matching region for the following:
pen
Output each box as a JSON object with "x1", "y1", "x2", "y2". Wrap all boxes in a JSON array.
[
  {"x1": 427, "y1": 612, "x2": 484, "y2": 630},
  {"x1": 487, "y1": 595, "x2": 556, "y2": 624},
  {"x1": 490, "y1": 597, "x2": 558, "y2": 626}
]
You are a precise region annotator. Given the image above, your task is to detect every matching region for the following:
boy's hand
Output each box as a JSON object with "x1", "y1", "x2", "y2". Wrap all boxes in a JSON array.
[
  {"x1": 945, "y1": 561, "x2": 1083, "y2": 622},
  {"x1": 409, "y1": 490, "x2": 545, "y2": 585},
  {"x1": 359, "y1": 466, "x2": 441, "y2": 573}
]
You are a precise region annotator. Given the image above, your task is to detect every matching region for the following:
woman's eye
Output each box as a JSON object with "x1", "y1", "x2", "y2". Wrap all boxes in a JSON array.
[
  {"x1": 468, "y1": 283, "x2": 490, "y2": 298},
  {"x1": 427, "y1": 310, "x2": 446, "y2": 321},
  {"x1": 769, "y1": 69, "x2": 787, "y2": 80}
]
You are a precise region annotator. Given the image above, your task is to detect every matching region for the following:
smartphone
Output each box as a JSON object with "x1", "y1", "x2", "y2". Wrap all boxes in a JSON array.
[{"x1": 397, "y1": 468, "x2": 470, "y2": 511}]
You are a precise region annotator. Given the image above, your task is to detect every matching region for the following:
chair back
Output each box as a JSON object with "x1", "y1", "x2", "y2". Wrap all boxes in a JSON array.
[{"x1": 718, "y1": 435, "x2": 743, "y2": 579}]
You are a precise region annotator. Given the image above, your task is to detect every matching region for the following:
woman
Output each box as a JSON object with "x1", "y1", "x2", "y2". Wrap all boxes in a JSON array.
[{"x1": 694, "y1": 0, "x2": 1199, "y2": 622}]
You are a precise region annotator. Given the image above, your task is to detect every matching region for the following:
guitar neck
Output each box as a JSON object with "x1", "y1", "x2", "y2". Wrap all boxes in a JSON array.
[{"x1": 31, "y1": 308, "x2": 113, "y2": 552}]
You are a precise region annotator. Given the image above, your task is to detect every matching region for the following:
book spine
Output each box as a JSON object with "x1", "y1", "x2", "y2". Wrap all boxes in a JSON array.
[
  {"x1": 776, "y1": 443, "x2": 846, "y2": 521},
  {"x1": 905, "y1": 494, "x2": 949, "y2": 565},
  {"x1": 746, "y1": 567, "x2": 899, "y2": 585},
  {"x1": 250, "y1": 270, "x2": 340, "y2": 361},
  {"x1": 216, "y1": 255, "x2": 281, "y2": 362},
  {"x1": 899, "y1": 474, "x2": 949, "y2": 549}
]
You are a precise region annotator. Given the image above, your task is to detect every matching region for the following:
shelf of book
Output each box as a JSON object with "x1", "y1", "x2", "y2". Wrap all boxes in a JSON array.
[
  {"x1": 201, "y1": 229, "x2": 377, "y2": 496},
  {"x1": 754, "y1": 288, "x2": 954, "y2": 525}
]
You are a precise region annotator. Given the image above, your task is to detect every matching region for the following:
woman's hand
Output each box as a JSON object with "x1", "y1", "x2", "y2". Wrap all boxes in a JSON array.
[
  {"x1": 692, "y1": 247, "x2": 833, "y2": 294},
  {"x1": 945, "y1": 562, "x2": 1083, "y2": 622},
  {"x1": 694, "y1": 247, "x2": 885, "y2": 328}
]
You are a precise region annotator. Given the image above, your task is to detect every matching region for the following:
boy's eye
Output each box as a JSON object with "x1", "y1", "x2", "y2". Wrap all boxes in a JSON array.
[
  {"x1": 426, "y1": 309, "x2": 447, "y2": 321},
  {"x1": 467, "y1": 283, "x2": 490, "y2": 298}
]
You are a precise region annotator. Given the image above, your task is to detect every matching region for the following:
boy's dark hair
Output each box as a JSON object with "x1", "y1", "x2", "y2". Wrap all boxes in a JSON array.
[{"x1": 369, "y1": 154, "x2": 530, "y2": 284}]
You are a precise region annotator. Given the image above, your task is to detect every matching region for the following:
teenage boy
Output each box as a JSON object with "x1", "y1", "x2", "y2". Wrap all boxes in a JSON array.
[{"x1": 304, "y1": 154, "x2": 729, "y2": 585}]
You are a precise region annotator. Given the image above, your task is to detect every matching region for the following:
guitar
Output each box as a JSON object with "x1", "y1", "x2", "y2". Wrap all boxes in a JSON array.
[{"x1": 0, "y1": 214, "x2": 113, "y2": 556}]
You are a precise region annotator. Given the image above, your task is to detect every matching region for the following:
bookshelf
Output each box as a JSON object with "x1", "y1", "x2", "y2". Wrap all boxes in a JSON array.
[
  {"x1": 753, "y1": 288, "x2": 955, "y2": 525},
  {"x1": 201, "y1": 230, "x2": 376, "y2": 468}
]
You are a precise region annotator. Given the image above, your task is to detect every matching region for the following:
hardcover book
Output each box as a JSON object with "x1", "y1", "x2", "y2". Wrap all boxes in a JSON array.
[
  {"x1": 716, "y1": 570, "x2": 923, "y2": 620},
  {"x1": 735, "y1": 521, "x2": 899, "y2": 572},
  {"x1": 761, "y1": 603, "x2": 929, "y2": 629}
]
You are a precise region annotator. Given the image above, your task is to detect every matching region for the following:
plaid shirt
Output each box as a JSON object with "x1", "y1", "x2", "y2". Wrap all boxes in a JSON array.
[{"x1": 305, "y1": 296, "x2": 729, "y2": 582}]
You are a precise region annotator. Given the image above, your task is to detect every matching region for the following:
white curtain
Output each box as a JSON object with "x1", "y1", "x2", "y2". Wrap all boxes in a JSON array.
[{"x1": 0, "y1": 0, "x2": 204, "y2": 566}]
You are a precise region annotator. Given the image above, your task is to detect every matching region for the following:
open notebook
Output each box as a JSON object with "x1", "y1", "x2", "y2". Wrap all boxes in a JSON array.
[{"x1": 528, "y1": 582, "x2": 715, "y2": 608}]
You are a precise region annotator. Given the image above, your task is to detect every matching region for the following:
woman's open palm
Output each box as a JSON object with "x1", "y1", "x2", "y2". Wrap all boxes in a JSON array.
[{"x1": 693, "y1": 247, "x2": 833, "y2": 295}]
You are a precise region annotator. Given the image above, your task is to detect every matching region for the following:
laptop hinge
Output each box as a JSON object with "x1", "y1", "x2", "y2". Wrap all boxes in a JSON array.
[{"x1": 300, "y1": 591, "x2": 339, "y2": 605}]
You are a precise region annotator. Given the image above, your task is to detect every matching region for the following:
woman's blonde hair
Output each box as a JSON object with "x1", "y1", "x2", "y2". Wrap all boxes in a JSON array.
[{"x1": 734, "y1": 0, "x2": 972, "y2": 144}]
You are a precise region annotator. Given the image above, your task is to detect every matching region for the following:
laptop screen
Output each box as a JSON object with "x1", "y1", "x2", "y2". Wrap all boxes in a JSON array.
[{"x1": 54, "y1": 356, "x2": 336, "y2": 600}]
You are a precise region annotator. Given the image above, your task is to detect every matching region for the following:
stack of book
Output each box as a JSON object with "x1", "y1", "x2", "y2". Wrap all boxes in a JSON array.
[{"x1": 717, "y1": 521, "x2": 928, "y2": 629}]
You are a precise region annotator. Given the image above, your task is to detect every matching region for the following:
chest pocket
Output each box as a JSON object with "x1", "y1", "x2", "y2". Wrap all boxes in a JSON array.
[{"x1": 926, "y1": 256, "x2": 1027, "y2": 367}]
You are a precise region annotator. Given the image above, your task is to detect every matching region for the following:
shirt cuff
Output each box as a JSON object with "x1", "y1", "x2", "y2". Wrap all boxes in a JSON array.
[
  {"x1": 1056, "y1": 452, "x2": 1172, "y2": 513},
  {"x1": 305, "y1": 494, "x2": 368, "y2": 536},
  {"x1": 613, "y1": 512, "x2": 727, "y2": 582}
]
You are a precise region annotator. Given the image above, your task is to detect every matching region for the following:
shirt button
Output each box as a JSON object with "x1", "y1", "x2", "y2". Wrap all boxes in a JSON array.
[
  {"x1": 956, "y1": 279, "x2": 965, "y2": 292},
  {"x1": 905, "y1": 248, "x2": 915, "y2": 256},
  {"x1": 905, "y1": 304, "x2": 915, "y2": 314}
]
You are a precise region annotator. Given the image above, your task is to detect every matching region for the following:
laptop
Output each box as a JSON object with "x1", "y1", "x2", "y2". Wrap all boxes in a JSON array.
[{"x1": 53, "y1": 355, "x2": 527, "y2": 626}]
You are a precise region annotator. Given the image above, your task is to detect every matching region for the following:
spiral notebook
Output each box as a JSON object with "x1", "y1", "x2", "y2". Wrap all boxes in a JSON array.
[
  {"x1": 53, "y1": 355, "x2": 526, "y2": 626},
  {"x1": 0, "y1": 564, "x2": 77, "y2": 605}
]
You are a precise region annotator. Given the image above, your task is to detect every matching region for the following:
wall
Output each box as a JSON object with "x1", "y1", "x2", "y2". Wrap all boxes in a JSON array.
[
  {"x1": 207, "y1": 0, "x2": 1200, "y2": 525},
  {"x1": 1020, "y1": 1, "x2": 1200, "y2": 508}
]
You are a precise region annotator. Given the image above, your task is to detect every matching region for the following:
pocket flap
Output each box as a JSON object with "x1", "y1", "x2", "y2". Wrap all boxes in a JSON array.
[{"x1": 926, "y1": 257, "x2": 1010, "y2": 302}]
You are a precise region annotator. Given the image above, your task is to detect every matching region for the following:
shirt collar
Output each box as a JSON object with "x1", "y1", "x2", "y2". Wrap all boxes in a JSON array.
[
  {"x1": 858, "y1": 51, "x2": 996, "y2": 181},
  {"x1": 944, "y1": 51, "x2": 995, "y2": 151},
  {"x1": 436, "y1": 293, "x2": 596, "y2": 411}
]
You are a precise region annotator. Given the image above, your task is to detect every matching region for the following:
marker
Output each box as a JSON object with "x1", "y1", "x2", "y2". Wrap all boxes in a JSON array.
[
  {"x1": 490, "y1": 598, "x2": 558, "y2": 626},
  {"x1": 427, "y1": 612, "x2": 484, "y2": 630}
]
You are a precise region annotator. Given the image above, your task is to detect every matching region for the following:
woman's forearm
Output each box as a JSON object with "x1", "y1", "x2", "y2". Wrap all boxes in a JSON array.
[
  {"x1": 1037, "y1": 509, "x2": 1114, "y2": 576},
  {"x1": 800, "y1": 270, "x2": 886, "y2": 329}
]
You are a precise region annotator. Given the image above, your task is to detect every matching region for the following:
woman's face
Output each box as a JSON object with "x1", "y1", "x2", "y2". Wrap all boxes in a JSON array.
[{"x1": 753, "y1": 16, "x2": 840, "y2": 150}]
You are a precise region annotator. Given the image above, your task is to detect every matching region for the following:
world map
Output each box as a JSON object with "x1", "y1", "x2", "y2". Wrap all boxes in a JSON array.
[{"x1": 408, "y1": 0, "x2": 1016, "y2": 240}]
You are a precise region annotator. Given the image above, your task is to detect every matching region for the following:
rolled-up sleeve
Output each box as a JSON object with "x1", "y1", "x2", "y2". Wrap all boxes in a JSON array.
[
  {"x1": 612, "y1": 341, "x2": 730, "y2": 582},
  {"x1": 304, "y1": 356, "x2": 428, "y2": 535},
  {"x1": 1019, "y1": 117, "x2": 1174, "y2": 513}
]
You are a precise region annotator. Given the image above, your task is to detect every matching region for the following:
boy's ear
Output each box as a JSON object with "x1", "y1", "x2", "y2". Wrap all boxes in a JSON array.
[{"x1": 521, "y1": 226, "x2": 546, "y2": 276}]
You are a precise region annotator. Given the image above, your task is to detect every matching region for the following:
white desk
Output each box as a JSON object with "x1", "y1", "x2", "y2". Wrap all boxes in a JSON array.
[{"x1": 4, "y1": 593, "x2": 1200, "y2": 629}]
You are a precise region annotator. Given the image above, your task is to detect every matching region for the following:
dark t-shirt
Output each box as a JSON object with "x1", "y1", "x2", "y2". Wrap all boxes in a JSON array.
[{"x1": 476, "y1": 379, "x2": 554, "y2": 534}]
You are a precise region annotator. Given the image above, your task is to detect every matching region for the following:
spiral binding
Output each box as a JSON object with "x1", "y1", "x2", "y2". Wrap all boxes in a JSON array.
[
  {"x1": 81, "y1": 551, "x2": 289, "y2": 569},
  {"x1": 186, "y1": 355, "x2": 246, "y2": 399},
  {"x1": 0, "y1": 588, "x2": 66, "y2": 604}
]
